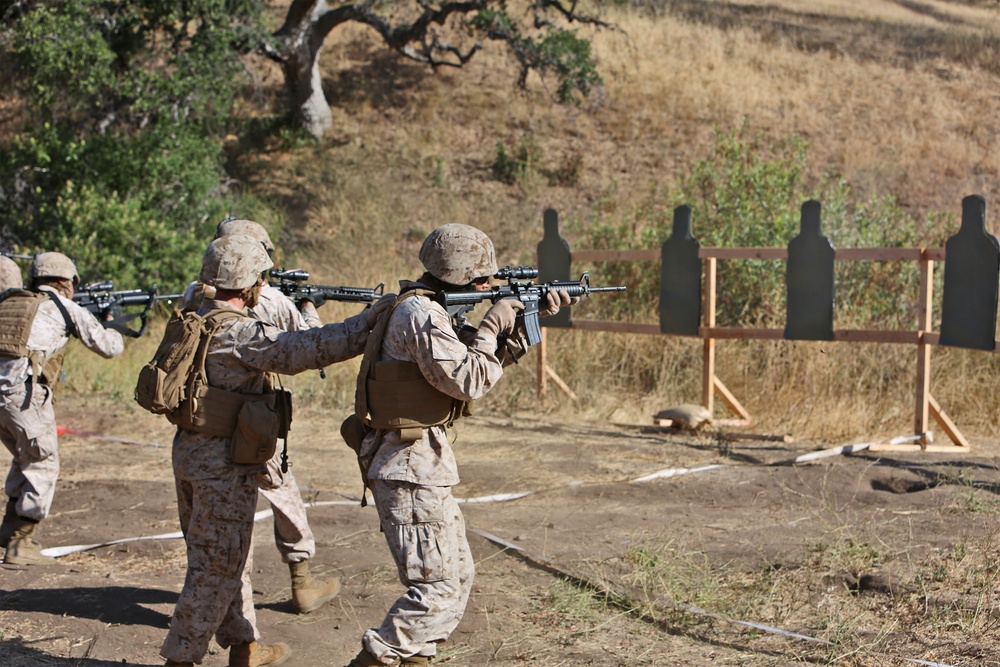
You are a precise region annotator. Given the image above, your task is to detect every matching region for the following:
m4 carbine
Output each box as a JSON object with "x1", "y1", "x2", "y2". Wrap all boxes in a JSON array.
[
  {"x1": 269, "y1": 269, "x2": 384, "y2": 307},
  {"x1": 435, "y1": 266, "x2": 627, "y2": 346},
  {"x1": 73, "y1": 282, "x2": 183, "y2": 337}
]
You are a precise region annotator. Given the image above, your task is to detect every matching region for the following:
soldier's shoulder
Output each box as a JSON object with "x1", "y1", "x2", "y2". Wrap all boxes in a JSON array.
[{"x1": 394, "y1": 291, "x2": 440, "y2": 317}]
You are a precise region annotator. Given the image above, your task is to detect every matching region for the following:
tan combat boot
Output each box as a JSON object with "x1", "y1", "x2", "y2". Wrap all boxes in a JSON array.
[
  {"x1": 289, "y1": 560, "x2": 341, "y2": 613},
  {"x1": 3, "y1": 517, "x2": 57, "y2": 565},
  {"x1": 0, "y1": 497, "x2": 16, "y2": 548},
  {"x1": 228, "y1": 640, "x2": 291, "y2": 667},
  {"x1": 344, "y1": 647, "x2": 382, "y2": 667}
]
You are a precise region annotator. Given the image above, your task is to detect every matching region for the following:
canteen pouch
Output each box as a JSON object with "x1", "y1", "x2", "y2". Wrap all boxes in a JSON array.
[{"x1": 230, "y1": 397, "x2": 280, "y2": 465}]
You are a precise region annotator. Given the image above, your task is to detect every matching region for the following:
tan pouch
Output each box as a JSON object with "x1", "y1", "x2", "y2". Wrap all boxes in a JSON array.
[
  {"x1": 230, "y1": 397, "x2": 280, "y2": 465},
  {"x1": 340, "y1": 413, "x2": 370, "y2": 456},
  {"x1": 340, "y1": 414, "x2": 376, "y2": 506}
]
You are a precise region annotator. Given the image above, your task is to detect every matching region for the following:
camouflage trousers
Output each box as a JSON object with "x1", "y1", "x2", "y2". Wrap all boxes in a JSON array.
[
  {"x1": 362, "y1": 480, "x2": 475, "y2": 663},
  {"x1": 257, "y1": 448, "x2": 315, "y2": 563},
  {"x1": 0, "y1": 383, "x2": 59, "y2": 521},
  {"x1": 160, "y1": 468, "x2": 259, "y2": 664}
]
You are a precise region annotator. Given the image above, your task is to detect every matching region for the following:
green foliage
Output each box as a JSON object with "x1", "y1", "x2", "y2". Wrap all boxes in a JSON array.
[
  {"x1": 11, "y1": 0, "x2": 267, "y2": 131},
  {"x1": 492, "y1": 135, "x2": 581, "y2": 188},
  {"x1": 581, "y1": 120, "x2": 931, "y2": 328},
  {"x1": 472, "y1": 6, "x2": 603, "y2": 106},
  {"x1": 53, "y1": 182, "x2": 211, "y2": 289},
  {"x1": 0, "y1": 0, "x2": 271, "y2": 292},
  {"x1": 534, "y1": 29, "x2": 602, "y2": 105},
  {"x1": 12, "y1": 3, "x2": 118, "y2": 113},
  {"x1": 493, "y1": 136, "x2": 542, "y2": 185},
  {"x1": 671, "y1": 121, "x2": 806, "y2": 323},
  {"x1": 816, "y1": 177, "x2": 925, "y2": 327}
]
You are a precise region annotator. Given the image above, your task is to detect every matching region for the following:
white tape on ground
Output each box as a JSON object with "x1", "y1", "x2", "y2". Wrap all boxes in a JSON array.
[
  {"x1": 630, "y1": 464, "x2": 724, "y2": 484},
  {"x1": 40, "y1": 500, "x2": 359, "y2": 557},
  {"x1": 458, "y1": 491, "x2": 534, "y2": 504},
  {"x1": 783, "y1": 433, "x2": 924, "y2": 465}
]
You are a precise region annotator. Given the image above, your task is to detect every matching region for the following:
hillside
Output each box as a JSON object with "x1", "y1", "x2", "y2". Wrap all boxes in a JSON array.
[
  {"x1": 239, "y1": 0, "x2": 1000, "y2": 268},
  {"x1": 221, "y1": 0, "x2": 1000, "y2": 436}
]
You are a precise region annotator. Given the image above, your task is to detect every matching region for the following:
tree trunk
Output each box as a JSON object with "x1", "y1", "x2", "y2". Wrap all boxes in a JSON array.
[
  {"x1": 283, "y1": 41, "x2": 332, "y2": 138},
  {"x1": 275, "y1": 1, "x2": 339, "y2": 138}
]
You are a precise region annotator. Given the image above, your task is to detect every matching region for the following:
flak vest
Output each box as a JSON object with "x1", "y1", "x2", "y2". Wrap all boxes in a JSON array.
[
  {"x1": 355, "y1": 289, "x2": 468, "y2": 442},
  {"x1": 0, "y1": 288, "x2": 75, "y2": 386}
]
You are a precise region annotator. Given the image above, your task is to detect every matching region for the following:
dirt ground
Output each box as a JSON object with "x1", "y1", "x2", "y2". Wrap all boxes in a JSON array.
[{"x1": 1, "y1": 394, "x2": 998, "y2": 667}]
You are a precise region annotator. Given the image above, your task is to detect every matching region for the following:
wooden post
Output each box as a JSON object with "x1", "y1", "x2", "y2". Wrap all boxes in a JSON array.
[
  {"x1": 914, "y1": 253, "x2": 933, "y2": 439},
  {"x1": 702, "y1": 257, "x2": 717, "y2": 413},
  {"x1": 537, "y1": 327, "x2": 547, "y2": 401}
]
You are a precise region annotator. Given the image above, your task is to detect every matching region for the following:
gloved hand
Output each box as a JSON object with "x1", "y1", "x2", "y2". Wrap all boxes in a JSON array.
[
  {"x1": 538, "y1": 289, "x2": 580, "y2": 318},
  {"x1": 477, "y1": 298, "x2": 524, "y2": 339},
  {"x1": 365, "y1": 293, "x2": 397, "y2": 328}
]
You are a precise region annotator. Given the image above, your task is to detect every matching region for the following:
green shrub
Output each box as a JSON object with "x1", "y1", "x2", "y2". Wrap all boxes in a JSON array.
[
  {"x1": 493, "y1": 136, "x2": 542, "y2": 185},
  {"x1": 0, "y1": 0, "x2": 270, "y2": 291},
  {"x1": 578, "y1": 120, "x2": 936, "y2": 329}
]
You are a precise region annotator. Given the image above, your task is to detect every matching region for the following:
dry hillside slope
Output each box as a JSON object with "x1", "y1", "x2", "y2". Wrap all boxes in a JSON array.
[{"x1": 227, "y1": 0, "x2": 1000, "y2": 436}]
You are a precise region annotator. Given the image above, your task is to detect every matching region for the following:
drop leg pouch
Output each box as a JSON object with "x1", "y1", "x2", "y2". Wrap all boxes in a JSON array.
[{"x1": 230, "y1": 397, "x2": 280, "y2": 465}]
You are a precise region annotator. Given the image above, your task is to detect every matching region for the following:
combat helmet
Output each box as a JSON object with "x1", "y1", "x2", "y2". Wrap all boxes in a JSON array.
[
  {"x1": 29, "y1": 252, "x2": 79, "y2": 287},
  {"x1": 419, "y1": 224, "x2": 498, "y2": 286},
  {"x1": 215, "y1": 218, "x2": 275, "y2": 255},
  {"x1": 200, "y1": 234, "x2": 274, "y2": 290},
  {"x1": 0, "y1": 256, "x2": 22, "y2": 291}
]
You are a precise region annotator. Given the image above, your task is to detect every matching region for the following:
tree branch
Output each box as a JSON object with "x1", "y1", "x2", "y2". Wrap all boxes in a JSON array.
[{"x1": 535, "y1": 0, "x2": 615, "y2": 30}]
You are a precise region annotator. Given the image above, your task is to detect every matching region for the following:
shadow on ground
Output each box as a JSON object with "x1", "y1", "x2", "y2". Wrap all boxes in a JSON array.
[
  {"x1": 0, "y1": 585, "x2": 175, "y2": 628},
  {"x1": 1, "y1": 637, "x2": 160, "y2": 666}
]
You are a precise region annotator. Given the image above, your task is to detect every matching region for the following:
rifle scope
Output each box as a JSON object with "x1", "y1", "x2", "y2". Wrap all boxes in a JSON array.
[
  {"x1": 496, "y1": 266, "x2": 538, "y2": 281},
  {"x1": 271, "y1": 269, "x2": 309, "y2": 282},
  {"x1": 81, "y1": 281, "x2": 114, "y2": 292}
]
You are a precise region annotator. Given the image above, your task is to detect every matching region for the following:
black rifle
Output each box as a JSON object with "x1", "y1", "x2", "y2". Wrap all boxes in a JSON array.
[
  {"x1": 73, "y1": 282, "x2": 184, "y2": 338},
  {"x1": 435, "y1": 266, "x2": 627, "y2": 346},
  {"x1": 269, "y1": 268, "x2": 384, "y2": 307}
]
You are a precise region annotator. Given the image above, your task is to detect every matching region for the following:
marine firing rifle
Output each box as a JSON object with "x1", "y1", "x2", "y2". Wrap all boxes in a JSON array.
[
  {"x1": 73, "y1": 282, "x2": 184, "y2": 338},
  {"x1": 269, "y1": 269, "x2": 384, "y2": 307},
  {"x1": 435, "y1": 266, "x2": 627, "y2": 347}
]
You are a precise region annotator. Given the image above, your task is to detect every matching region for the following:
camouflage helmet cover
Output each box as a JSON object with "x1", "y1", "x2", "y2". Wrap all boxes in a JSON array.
[
  {"x1": 215, "y1": 218, "x2": 275, "y2": 254},
  {"x1": 29, "y1": 252, "x2": 79, "y2": 286},
  {"x1": 200, "y1": 234, "x2": 274, "y2": 290},
  {"x1": 0, "y1": 256, "x2": 22, "y2": 291},
  {"x1": 419, "y1": 224, "x2": 498, "y2": 286}
]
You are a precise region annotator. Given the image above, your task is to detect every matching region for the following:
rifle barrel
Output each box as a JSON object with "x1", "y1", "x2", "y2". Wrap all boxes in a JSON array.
[
  {"x1": 118, "y1": 293, "x2": 155, "y2": 306},
  {"x1": 584, "y1": 286, "x2": 628, "y2": 292}
]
